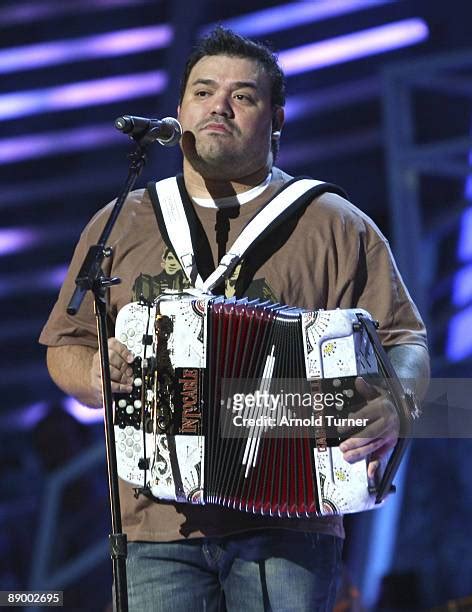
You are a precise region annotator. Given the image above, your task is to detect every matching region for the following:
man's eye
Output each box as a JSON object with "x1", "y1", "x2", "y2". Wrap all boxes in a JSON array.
[
  {"x1": 234, "y1": 94, "x2": 253, "y2": 103},
  {"x1": 195, "y1": 90, "x2": 210, "y2": 97}
]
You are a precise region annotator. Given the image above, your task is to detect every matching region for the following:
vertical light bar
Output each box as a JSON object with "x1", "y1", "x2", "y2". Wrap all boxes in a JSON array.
[
  {"x1": 452, "y1": 264, "x2": 472, "y2": 306},
  {"x1": 446, "y1": 134, "x2": 472, "y2": 361},
  {"x1": 447, "y1": 306, "x2": 472, "y2": 361},
  {"x1": 361, "y1": 447, "x2": 411, "y2": 608},
  {"x1": 457, "y1": 207, "x2": 472, "y2": 262}
]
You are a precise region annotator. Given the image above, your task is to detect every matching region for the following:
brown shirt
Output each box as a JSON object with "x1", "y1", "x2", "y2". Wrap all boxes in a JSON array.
[{"x1": 39, "y1": 167, "x2": 427, "y2": 542}]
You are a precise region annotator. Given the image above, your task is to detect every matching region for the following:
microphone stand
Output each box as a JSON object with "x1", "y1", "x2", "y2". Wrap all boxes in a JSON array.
[{"x1": 66, "y1": 128, "x2": 163, "y2": 612}]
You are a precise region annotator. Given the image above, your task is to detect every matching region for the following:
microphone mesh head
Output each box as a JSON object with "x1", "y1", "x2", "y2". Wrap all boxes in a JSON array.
[{"x1": 159, "y1": 117, "x2": 182, "y2": 147}]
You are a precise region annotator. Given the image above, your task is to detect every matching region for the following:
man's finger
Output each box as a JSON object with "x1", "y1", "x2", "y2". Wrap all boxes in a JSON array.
[
  {"x1": 354, "y1": 376, "x2": 379, "y2": 401},
  {"x1": 108, "y1": 337, "x2": 134, "y2": 363},
  {"x1": 367, "y1": 459, "x2": 380, "y2": 480},
  {"x1": 111, "y1": 381, "x2": 134, "y2": 394},
  {"x1": 340, "y1": 438, "x2": 386, "y2": 463}
]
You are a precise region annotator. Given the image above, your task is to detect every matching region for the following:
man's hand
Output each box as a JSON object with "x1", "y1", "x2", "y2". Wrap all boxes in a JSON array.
[
  {"x1": 338, "y1": 377, "x2": 400, "y2": 478},
  {"x1": 90, "y1": 338, "x2": 135, "y2": 399}
]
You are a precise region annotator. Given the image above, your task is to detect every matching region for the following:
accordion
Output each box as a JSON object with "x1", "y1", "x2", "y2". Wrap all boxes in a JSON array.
[{"x1": 114, "y1": 291, "x2": 408, "y2": 517}]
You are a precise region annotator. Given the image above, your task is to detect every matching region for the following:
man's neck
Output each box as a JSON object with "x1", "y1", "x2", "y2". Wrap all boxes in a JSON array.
[{"x1": 182, "y1": 159, "x2": 272, "y2": 199}]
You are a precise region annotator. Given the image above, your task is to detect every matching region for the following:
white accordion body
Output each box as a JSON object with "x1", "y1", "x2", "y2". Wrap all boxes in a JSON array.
[{"x1": 113, "y1": 291, "x2": 393, "y2": 516}]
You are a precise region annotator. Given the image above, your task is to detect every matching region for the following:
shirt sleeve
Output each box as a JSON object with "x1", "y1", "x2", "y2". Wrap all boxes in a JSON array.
[
  {"x1": 355, "y1": 238, "x2": 428, "y2": 349},
  {"x1": 38, "y1": 207, "x2": 114, "y2": 349}
]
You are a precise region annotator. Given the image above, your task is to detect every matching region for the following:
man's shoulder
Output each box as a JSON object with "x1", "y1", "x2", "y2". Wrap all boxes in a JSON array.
[
  {"x1": 78, "y1": 188, "x2": 153, "y2": 245},
  {"x1": 273, "y1": 167, "x2": 350, "y2": 208},
  {"x1": 273, "y1": 167, "x2": 387, "y2": 244},
  {"x1": 315, "y1": 191, "x2": 388, "y2": 248},
  {"x1": 273, "y1": 167, "x2": 360, "y2": 218},
  {"x1": 86, "y1": 187, "x2": 150, "y2": 224}
]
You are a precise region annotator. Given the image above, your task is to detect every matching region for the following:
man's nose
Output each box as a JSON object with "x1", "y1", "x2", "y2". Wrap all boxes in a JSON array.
[{"x1": 211, "y1": 92, "x2": 234, "y2": 117}]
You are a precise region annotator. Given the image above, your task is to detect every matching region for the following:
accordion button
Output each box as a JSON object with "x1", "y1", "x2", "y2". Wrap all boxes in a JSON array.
[
  {"x1": 126, "y1": 437, "x2": 133, "y2": 447},
  {"x1": 120, "y1": 334, "x2": 127, "y2": 343},
  {"x1": 125, "y1": 448, "x2": 133, "y2": 458},
  {"x1": 134, "y1": 444, "x2": 141, "y2": 453},
  {"x1": 119, "y1": 432, "x2": 126, "y2": 441},
  {"x1": 134, "y1": 400, "x2": 142, "y2": 409},
  {"x1": 118, "y1": 399, "x2": 127, "y2": 408},
  {"x1": 126, "y1": 405, "x2": 134, "y2": 415},
  {"x1": 125, "y1": 426, "x2": 133, "y2": 435},
  {"x1": 128, "y1": 339, "x2": 135, "y2": 348},
  {"x1": 134, "y1": 378, "x2": 143, "y2": 387},
  {"x1": 119, "y1": 443, "x2": 126, "y2": 452},
  {"x1": 127, "y1": 328, "x2": 135, "y2": 337},
  {"x1": 133, "y1": 432, "x2": 141, "y2": 442}
]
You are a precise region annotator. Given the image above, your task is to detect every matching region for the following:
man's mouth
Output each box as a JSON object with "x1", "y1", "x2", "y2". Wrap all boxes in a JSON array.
[{"x1": 201, "y1": 123, "x2": 231, "y2": 133}]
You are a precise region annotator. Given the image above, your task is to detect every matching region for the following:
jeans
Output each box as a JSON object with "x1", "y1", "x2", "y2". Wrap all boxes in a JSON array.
[{"x1": 126, "y1": 529, "x2": 343, "y2": 612}]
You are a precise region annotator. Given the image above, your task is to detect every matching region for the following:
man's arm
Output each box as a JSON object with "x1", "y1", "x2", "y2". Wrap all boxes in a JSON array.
[
  {"x1": 339, "y1": 343, "x2": 430, "y2": 469},
  {"x1": 47, "y1": 340, "x2": 135, "y2": 409},
  {"x1": 386, "y1": 343, "x2": 430, "y2": 400}
]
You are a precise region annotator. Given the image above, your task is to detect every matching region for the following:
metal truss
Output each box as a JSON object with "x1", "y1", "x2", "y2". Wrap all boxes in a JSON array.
[
  {"x1": 382, "y1": 49, "x2": 472, "y2": 371},
  {"x1": 354, "y1": 49, "x2": 472, "y2": 609},
  {"x1": 28, "y1": 443, "x2": 107, "y2": 593}
]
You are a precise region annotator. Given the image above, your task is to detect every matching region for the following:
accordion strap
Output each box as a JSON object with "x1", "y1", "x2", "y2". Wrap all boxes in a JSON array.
[{"x1": 148, "y1": 175, "x2": 346, "y2": 293}]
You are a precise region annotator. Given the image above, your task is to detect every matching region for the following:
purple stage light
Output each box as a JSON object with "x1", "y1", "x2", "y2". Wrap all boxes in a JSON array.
[
  {"x1": 284, "y1": 77, "x2": 379, "y2": 121},
  {"x1": 0, "y1": 71, "x2": 167, "y2": 122},
  {"x1": 0, "y1": 228, "x2": 40, "y2": 256},
  {"x1": 457, "y1": 207, "x2": 472, "y2": 262},
  {"x1": 279, "y1": 18, "x2": 429, "y2": 75},
  {"x1": 205, "y1": 0, "x2": 392, "y2": 37},
  {"x1": 63, "y1": 397, "x2": 104, "y2": 424},
  {"x1": 0, "y1": 0, "x2": 154, "y2": 25},
  {"x1": 0, "y1": 25, "x2": 172, "y2": 74},
  {"x1": 447, "y1": 148, "x2": 472, "y2": 362},
  {"x1": 452, "y1": 263, "x2": 472, "y2": 307},
  {"x1": 447, "y1": 306, "x2": 472, "y2": 361},
  {"x1": 0, "y1": 401, "x2": 50, "y2": 431},
  {"x1": 0, "y1": 124, "x2": 123, "y2": 164},
  {"x1": 43, "y1": 265, "x2": 69, "y2": 289},
  {"x1": 0, "y1": 264, "x2": 68, "y2": 298}
]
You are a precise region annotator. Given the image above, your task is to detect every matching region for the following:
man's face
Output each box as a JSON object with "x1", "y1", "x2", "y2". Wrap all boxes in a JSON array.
[
  {"x1": 178, "y1": 54, "x2": 278, "y2": 180},
  {"x1": 162, "y1": 251, "x2": 179, "y2": 275}
]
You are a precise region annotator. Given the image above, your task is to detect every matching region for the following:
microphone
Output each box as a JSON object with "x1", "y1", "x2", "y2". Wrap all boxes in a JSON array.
[{"x1": 114, "y1": 115, "x2": 182, "y2": 147}]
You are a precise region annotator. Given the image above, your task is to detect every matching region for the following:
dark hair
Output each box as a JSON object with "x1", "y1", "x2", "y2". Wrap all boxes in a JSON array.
[
  {"x1": 179, "y1": 27, "x2": 285, "y2": 107},
  {"x1": 179, "y1": 27, "x2": 286, "y2": 157}
]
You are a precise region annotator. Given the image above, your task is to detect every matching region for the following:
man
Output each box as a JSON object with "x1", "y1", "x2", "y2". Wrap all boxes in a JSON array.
[
  {"x1": 40, "y1": 27, "x2": 429, "y2": 611},
  {"x1": 132, "y1": 247, "x2": 191, "y2": 300}
]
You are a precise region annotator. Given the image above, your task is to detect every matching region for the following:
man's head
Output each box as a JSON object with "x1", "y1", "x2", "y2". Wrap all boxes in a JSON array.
[
  {"x1": 177, "y1": 27, "x2": 285, "y2": 181},
  {"x1": 179, "y1": 27, "x2": 286, "y2": 121},
  {"x1": 161, "y1": 248, "x2": 180, "y2": 275}
]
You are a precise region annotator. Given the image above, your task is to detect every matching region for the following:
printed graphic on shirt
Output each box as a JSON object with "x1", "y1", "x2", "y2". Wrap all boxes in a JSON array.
[
  {"x1": 132, "y1": 248, "x2": 191, "y2": 302},
  {"x1": 224, "y1": 262, "x2": 277, "y2": 301},
  {"x1": 132, "y1": 248, "x2": 277, "y2": 302}
]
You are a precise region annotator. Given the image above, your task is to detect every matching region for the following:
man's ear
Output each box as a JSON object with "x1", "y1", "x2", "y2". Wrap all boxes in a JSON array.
[
  {"x1": 177, "y1": 104, "x2": 181, "y2": 118},
  {"x1": 272, "y1": 106, "x2": 285, "y2": 138}
]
